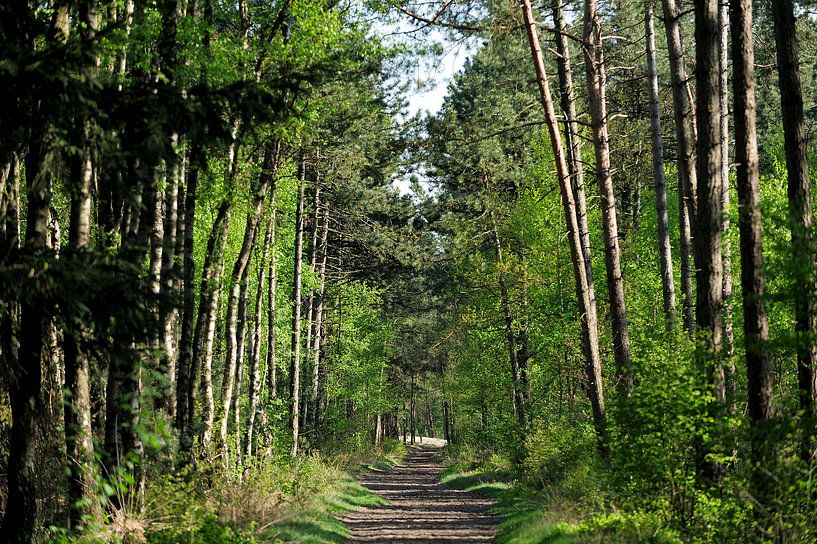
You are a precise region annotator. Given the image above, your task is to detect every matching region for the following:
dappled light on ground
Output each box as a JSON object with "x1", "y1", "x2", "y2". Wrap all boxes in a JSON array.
[{"x1": 340, "y1": 443, "x2": 498, "y2": 542}]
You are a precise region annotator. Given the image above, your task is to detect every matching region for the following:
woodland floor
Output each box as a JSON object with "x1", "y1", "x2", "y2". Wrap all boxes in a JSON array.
[{"x1": 339, "y1": 439, "x2": 500, "y2": 543}]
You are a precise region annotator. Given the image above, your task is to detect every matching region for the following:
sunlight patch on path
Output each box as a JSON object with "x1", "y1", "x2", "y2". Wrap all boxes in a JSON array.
[{"x1": 339, "y1": 441, "x2": 499, "y2": 543}]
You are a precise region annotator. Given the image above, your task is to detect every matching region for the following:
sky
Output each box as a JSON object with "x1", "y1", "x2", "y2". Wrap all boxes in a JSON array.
[
  {"x1": 404, "y1": 31, "x2": 472, "y2": 117},
  {"x1": 392, "y1": 29, "x2": 473, "y2": 195}
]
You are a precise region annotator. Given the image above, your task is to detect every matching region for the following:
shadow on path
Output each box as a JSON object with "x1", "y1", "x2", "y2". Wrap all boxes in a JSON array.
[{"x1": 339, "y1": 442, "x2": 499, "y2": 543}]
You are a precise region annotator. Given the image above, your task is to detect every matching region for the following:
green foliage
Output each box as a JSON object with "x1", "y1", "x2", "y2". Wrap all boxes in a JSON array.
[
  {"x1": 140, "y1": 446, "x2": 398, "y2": 544},
  {"x1": 523, "y1": 420, "x2": 603, "y2": 500},
  {"x1": 148, "y1": 515, "x2": 256, "y2": 544}
]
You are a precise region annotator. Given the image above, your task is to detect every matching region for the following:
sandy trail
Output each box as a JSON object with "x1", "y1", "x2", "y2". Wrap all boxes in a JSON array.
[{"x1": 340, "y1": 440, "x2": 499, "y2": 543}]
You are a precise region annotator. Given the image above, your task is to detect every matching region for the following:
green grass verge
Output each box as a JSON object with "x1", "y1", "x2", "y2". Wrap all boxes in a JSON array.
[
  {"x1": 440, "y1": 463, "x2": 680, "y2": 544},
  {"x1": 138, "y1": 441, "x2": 406, "y2": 544},
  {"x1": 260, "y1": 479, "x2": 386, "y2": 544}
]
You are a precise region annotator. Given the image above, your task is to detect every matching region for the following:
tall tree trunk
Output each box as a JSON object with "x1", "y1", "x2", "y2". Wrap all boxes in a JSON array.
[
  {"x1": 175, "y1": 141, "x2": 202, "y2": 455},
  {"x1": 267, "y1": 186, "x2": 278, "y2": 402},
  {"x1": 0, "y1": 140, "x2": 40, "y2": 543},
  {"x1": 104, "y1": 168, "x2": 157, "y2": 507},
  {"x1": 193, "y1": 200, "x2": 231, "y2": 451},
  {"x1": 159, "y1": 136, "x2": 182, "y2": 417},
  {"x1": 719, "y1": 4, "x2": 736, "y2": 401},
  {"x1": 3, "y1": 8, "x2": 66, "y2": 528},
  {"x1": 730, "y1": 0, "x2": 774, "y2": 492},
  {"x1": 62, "y1": 0, "x2": 100, "y2": 526},
  {"x1": 490, "y1": 211, "x2": 526, "y2": 425},
  {"x1": 519, "y1": 0, "x2": 607, "y2": 460},
  {"x1": 645, "y1": 4, "x2": 677, "y2": 328},
  {"x1": 662, "y1": 0, "x2": 697, "y2": 332},
  {"x1": 694, "y1": 0, "x2": 726, "y2": 481},
  {"x1": 552, "y1": 0, "x2": 594, "y2": 298},
  {"x1": 231, "y1": 261, "x2": 253, "y2": 467},
  {"x1": 245, "y1": 214, "x2": 273, "y2": 457},
  {"x1": 220, "y1": 140, "x2": 278, "y2": 462},
  {"x1": 583, "y1": 0, "x2": 632, "y2": 397},
  {"x1": 410, "y1": 375, "x2": 416, "y2": 444},
  {"x1": 771, "y1": 0, "x2": 817, "y2": 459},
  {"x1": 149, "y1": 180, "x2": 166, "y2": 371},
  {"x1": 309, "y1": 204, "x2": 329, "y2": 427},
  {"x1": 301, "y1": 183, "x2": 321, "y2": 429},
  {"x1": 175, "y1": 0, "x2": 208, "y2": 458},
  {"x1": 289, "y1": 156, "x2": 307, "y2": 456}
]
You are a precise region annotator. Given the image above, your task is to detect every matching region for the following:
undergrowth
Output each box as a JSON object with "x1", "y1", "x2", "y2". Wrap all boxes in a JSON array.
[
  {"x1": 441, "y1": 432, "x2": 682, "y2": 544},
  {"x1": 46, "y1": 439, "x2": 406, "y2": 544}
]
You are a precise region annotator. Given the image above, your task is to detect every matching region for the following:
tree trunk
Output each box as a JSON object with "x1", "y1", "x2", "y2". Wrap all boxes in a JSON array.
[
  {"x1": 159, "y1": 136, "x2": 182, "y2": 417},
  {"x1": 771, "y1": 0, "x2": 817, "y2": 459},
  {"x1": 662, "y1": 0, "x2": 697, "y2": 332},
  {"x1": 149, "y1": 178, "x2": 165, "y2": 371},
  {"x1": 60, "y1": 2, "x2": 100, "y2": 523},
  {"x1": 1, "y1": 139, "x2": 44, "y2": 542},
  {"x1": 104, "y1": 169, "x2": 156, "y2": 507},
  {"x1": 289, "y1": 156, "x2": 307, "y2": 456},
  {"x1": 719, "y1": 4, "x2": 736, "y2": 402},
  {"x1": 730, "y1": 0, "x2": 774, "y2": 487},
  {"x1": 694, "y1": 0, "x2": 726, "y2": 481},
  {"x1": 63, "y1": 65, "x2": 98, "y2": 535},
  {"x1": 552, "y1": 0, "x2": 594, "y2": 299},
  {"x1": 490, "y1": 211, "x2": 526, "y2": 425},
  {"x1": 410, "y1": 375, "x2": 417, "y2": 444},
  {"x1": 267, "y1": 186, "x2": 278, "y2": 402},
  {"x1": 645, "y1": 5, "x2": 677, "y2": 328},
  {"x1": 583, "y1": 0, "x2": 632, "y2": 397},
  {"x1": 175, "y1": 141, "x2": 202, "y2": 455},
  {"x1": 302, "y1": 183, "x2": 321, "y2": 429},
  {"x1": 221, "y1": 139, "x2": 279, "y2": 462},
  {"x1": 193, "y1": 199, "x2": 231, "y2": 451},
  {"x1": 309, "y1": 204, "x2": 329, "y2": 427},
  {"x1": 245, "y1": 213, "x2": 273, "y2": 457},
  {"x1": 519, "y1": 0, "x2": 607, "y2": 460}
]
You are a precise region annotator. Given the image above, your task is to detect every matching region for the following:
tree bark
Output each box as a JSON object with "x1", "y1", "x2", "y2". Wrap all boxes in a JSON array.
[
  {"x1": 552, "y1": 0, "x2": 594, "y2": 304},
  {"x1": 583, "y1": 0, "x2": 632, "y2": 397},
  {"x1": 2, "y1": 8, "x2": 65, "y2": 526},
  {"x1": 302, "y1": 183, "x2": 321, "y2": 429},
  {"x1": 289, "y1": 155, "x2": 307, "y2": 456},
  {"x1": 309, "y1": 204, "x2": 329, "y2": 427},
  {"x1": 662, "y1": 0, "x2": 697, "y2": 332},
  {"x1": 519, "y1": 0, "x2": 607, "y2": 460},
  {"x1": 730, "y1": 0, "x2": 773, "y2": 476},
  {"x1": 245, "y1": 213, "x2": 273, "y2": 457},
  {"x1": 159, "y1": 136, "x2": 182, "y2": 417},
  {"x1": 645, "y1": 5, "x2": 676, "y2": 328},
  {"x1": 175, "y1": 141, "x2": 203, "y2": 455},
  {"x1": 771, "y1": 0, "x2": 817, "y2": 457},
  {"x1": 267, "y1": 186, "x2": 278, "y2": 402},
  {"x1": 193, "y1": 199, "x2": 231, "y2": 451},
  {"x1": 104, "y1": 168, "x2": 156, "y2": 507},
  {"x1": 490, "y1": 211, "x2": 526, "y2": 425},
  {"x1": 694, "y1": 0, "x2": 726, "y2": 481},
  {"x1": 220, "y1": 140, "x2": 279, "y2": 462},
  {"x1": 62, "y1": 1, "x2": 99, "y2": 526},
  {"x1": 719, "y1": 3, "x2": 735, "y2": 401},
  {"x1": 0, "y1": 139, "x2": 41, "y2": 542}
]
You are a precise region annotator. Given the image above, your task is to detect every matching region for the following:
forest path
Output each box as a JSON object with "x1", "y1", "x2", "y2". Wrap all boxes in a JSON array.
[{"x1": 340, "y1": 440, "x2": 499, "y2": 543}]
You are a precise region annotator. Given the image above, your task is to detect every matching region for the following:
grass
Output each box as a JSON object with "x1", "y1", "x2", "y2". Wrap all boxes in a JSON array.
[
  {"x1": 261, "y1": 477, "x2": 386, "y2": 543},
  {"x1": 440, "y1": 462, "x2": 680, "y2": 544},
  {"x1": 138, "y1": 440, "x2": 406, "y2": 544}
]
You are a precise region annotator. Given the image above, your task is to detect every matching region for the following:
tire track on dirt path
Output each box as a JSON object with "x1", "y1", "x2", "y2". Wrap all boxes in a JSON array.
[{"x1": 340, "y1": 440, "x2": 499, "y2": 543}]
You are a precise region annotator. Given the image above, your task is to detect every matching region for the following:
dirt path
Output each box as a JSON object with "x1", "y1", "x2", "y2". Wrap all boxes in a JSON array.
[{"x1": 340, "y1": 440, "x2": 499, "y2": 543}]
